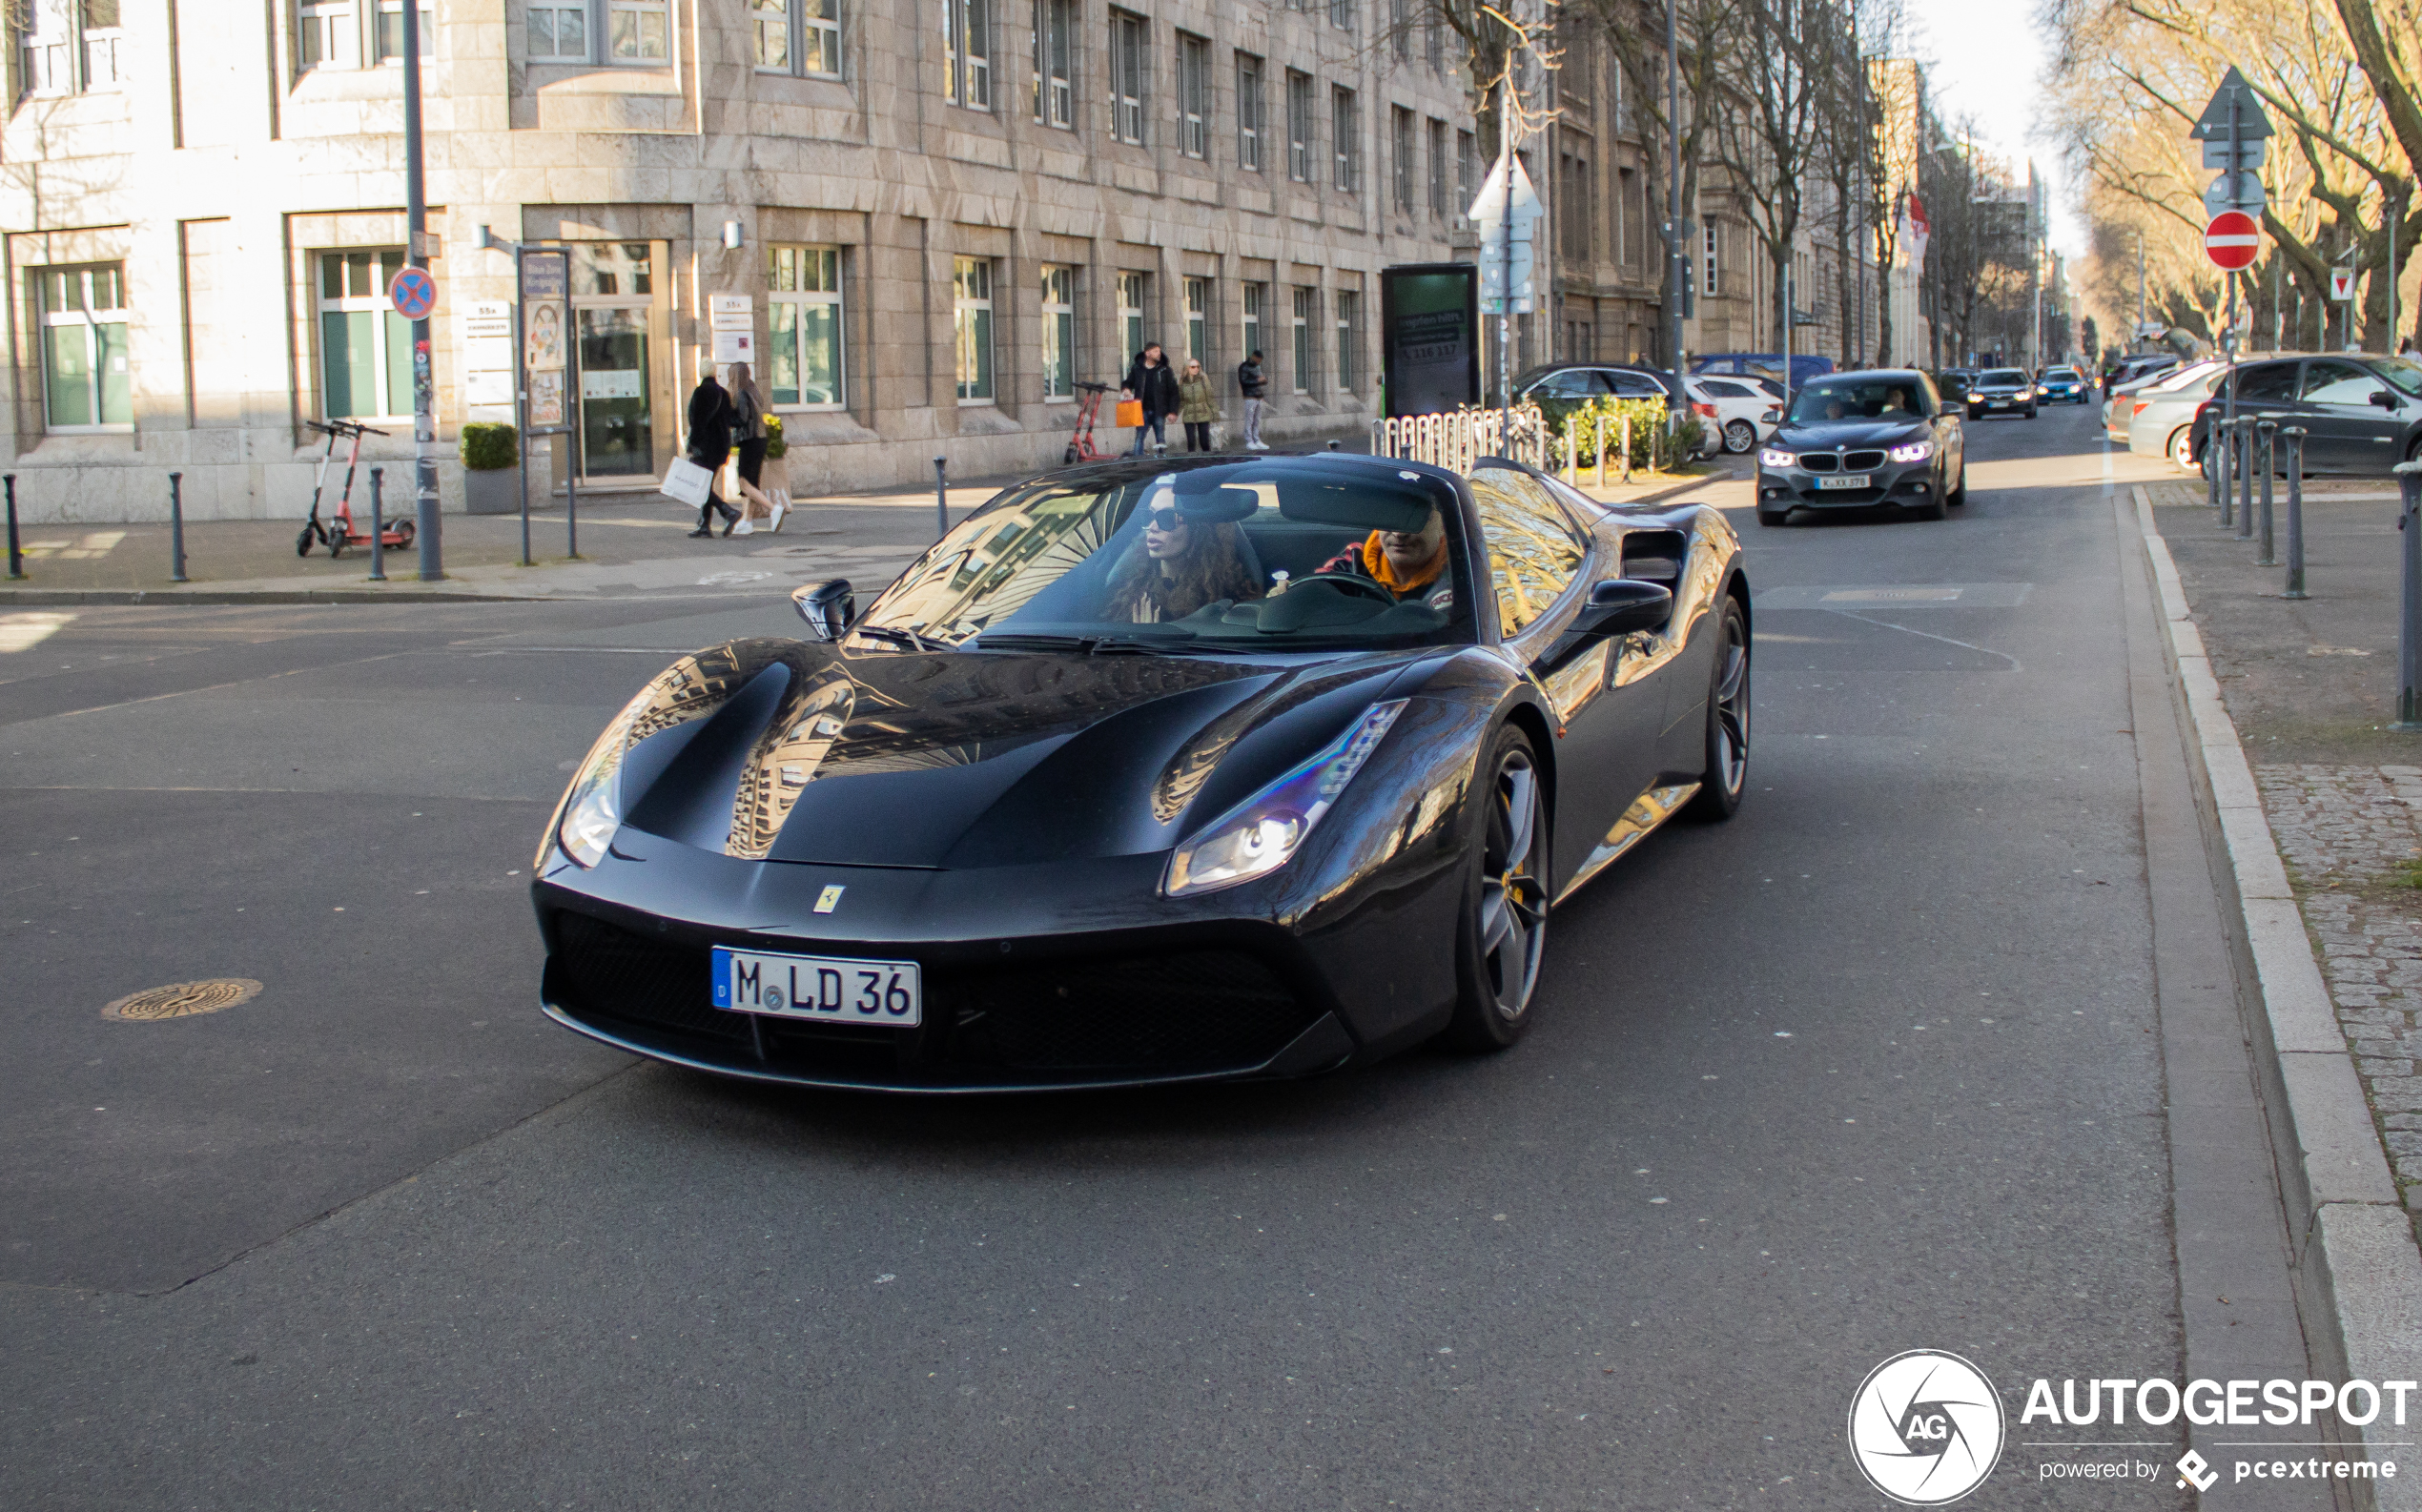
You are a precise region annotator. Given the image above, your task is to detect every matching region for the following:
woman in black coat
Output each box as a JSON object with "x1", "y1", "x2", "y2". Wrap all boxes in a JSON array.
[
  {"x1": 686, "y1": 368, "x2": 741, "y2": 537},
  {"x1": 1121, "y1": 343, "x2": 1180, "y2": 455}
]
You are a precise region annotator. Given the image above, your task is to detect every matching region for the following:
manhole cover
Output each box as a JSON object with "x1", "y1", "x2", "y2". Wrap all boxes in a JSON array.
[{"x1": 102, "y1": 979, "x2": 261, "y2": 1021}]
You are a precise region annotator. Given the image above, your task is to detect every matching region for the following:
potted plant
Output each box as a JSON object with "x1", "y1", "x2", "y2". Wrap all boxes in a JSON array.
[
  {"x1": 460, "y1": 422, "x2": 518, "y2": 515},
  {"x1": 760, "y1": 413, "x2": 791, "y2": 504}
]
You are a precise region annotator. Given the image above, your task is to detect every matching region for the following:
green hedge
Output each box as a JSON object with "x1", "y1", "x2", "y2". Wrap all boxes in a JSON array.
[
  {"x1": 1544, "y1": 396, "x2": 1705, "y2": 473},
  {"x1": 460, "y1": 422, "x2": 518, "y2": 472}
]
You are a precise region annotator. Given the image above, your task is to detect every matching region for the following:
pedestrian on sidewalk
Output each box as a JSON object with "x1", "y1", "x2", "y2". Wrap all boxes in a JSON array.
[
  {"x1": 1237, "y1": 349, "x2": 1269, "y2": 451},
  {"x1": 1177, "y1": 358, "x2": 1220, "y2": 452},
  {"x1": 725, "y1": 362, "x2": 785, "y2": 535},
  {"x1": 1122, "y1": 343, "x2": 1179, "y2": 456},
  {"x1": 685, "y1": 364, "x2": 741, "y2": 538}
]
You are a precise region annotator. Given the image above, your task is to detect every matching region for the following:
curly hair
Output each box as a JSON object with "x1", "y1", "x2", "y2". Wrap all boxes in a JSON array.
[{"x1": 1103, "y1": 515, "x2": 1263, "y2": 622}]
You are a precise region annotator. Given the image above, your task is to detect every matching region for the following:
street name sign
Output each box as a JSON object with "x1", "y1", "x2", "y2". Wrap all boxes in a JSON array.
[{"x1": 2205, "y1": 211, "x2": 2261, "y2": 271}]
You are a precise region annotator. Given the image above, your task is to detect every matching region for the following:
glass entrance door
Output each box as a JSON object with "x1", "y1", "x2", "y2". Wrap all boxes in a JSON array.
[{"x1": 575, "y1": 307, "x2": 652, "y2": 477}]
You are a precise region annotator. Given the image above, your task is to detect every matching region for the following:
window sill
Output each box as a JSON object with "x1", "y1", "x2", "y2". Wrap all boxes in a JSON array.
[
  {"x1": 955, "y1": 398, "x2": 999, "y2": 408},
  {"x1": 45, "y1": 425, "x2": 134, "y2": 437},
  {"x1": 525, "y1": 62, "x2": 681, "y2": 96}
]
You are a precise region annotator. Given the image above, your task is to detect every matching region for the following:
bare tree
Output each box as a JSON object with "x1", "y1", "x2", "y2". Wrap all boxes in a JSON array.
[{"x1": 1714, "y1": 0, "x2": 1837, "y2": 360}]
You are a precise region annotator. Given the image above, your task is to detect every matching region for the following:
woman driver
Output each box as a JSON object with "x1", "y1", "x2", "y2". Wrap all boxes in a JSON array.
[{"x1": 1101, "y1": 495, "x2": 1263, "y2": 623}]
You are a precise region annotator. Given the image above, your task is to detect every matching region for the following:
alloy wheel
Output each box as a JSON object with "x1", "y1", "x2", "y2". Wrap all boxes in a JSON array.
[
  {"x1": 1710, "y1": 617, "x2": 1750, "y2": 800},
  {"x1": 1724, "y1": 419, "x2": 1755, "y2": 453},
  {"x1": 1478, "y1": 751, "x2": 1547, "y2": 1019}
]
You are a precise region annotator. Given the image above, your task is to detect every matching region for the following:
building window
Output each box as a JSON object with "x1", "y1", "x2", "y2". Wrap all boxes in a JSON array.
[
  {"x1": 1331, "y1": 88, "x2": 1359, "y2": 192},
  {"x1": 1427, "y1": 118, "x2": 1447, "y2": 216},
  {"x1": 1388, "y1": 0, "x2": 1408, "y2": 59},
  {"x1": 768, "y1": 245, "x2": 845, "y2": 409},
  {"x1": 1391, "y1": 107, "x2": 1415, "y2": 214},
  {"x1": 37, "y1": 262, "x2": 131, "y2": 432},
  {"x1": 1618, "y1": 166, "x2": 1636, "y2": 264},
  {"x1": 1177, "y1": 33, "x2": 1208, "y2": 159},
  {"x1": 1425, "y1": 10, "x2": 1441, "y2": 69},
  {"x1": 20, "y1": 0, "x2": 122, "y2": 92},
  {"x1": 1109, "y1": 10, "x2": 1145, "y2": 144},
  {"x1": 954, "y1": 256, "x2": 995, "y2": 403},
  {"x1": 755, "y1": 0, "x2": 842, "y2": 76},
  {"x1": 1236, "y1": 54, "x2": 1262, "y2": 172},
  {"x1": 1560, "y1": 153, "x2": 1591, "y2": 261},
  {"x1": 525, "y1": 1, "x2": 585, "y2": 61},
  {"x1": 1290, "y1": 286, "x2": 1313, "y2": 394},
  {"x1": 607, "y1": 0, "x2": 668, "y2": 60},
  {"x1": 1456, "y1": 129, "x2": 1476, "y2": 220},
  {"x1": 1040, "y1": 264, "x2": 1076, "y2": 400},
  {"x1": 1242, "y1": 282, "x2": 1262, "y2": 365},
  {"x1": 1117, "y1": 271, "x2": 1146, "y2": 360},
  {"x1": 1031, "y1": 0, "x2": 1071, "y2": 126},
  {"x1": 371, "y1": 2, "x2": 434, "y2": 64},
  {"x1": 1285, "y1": 71, "x2": 1313, "y2": 182},
  {"x1": 1184, "y1": 276, "x2": 1210, "y2": 366},
  {"x1": 1336, "y1": 291, "x2": 1359, "y2": 393},
  {"x1": 1704, "y1": 222, "x2": 1720, "y2": 296},
  {"x1": 314, "y1": 250, "x2": 412, "y2": 420},
  {"x1": 1327, "y1": 0, "x2": 1351, "y2": 29},
  {"x1": 943, "y1": 0, "x2": 990, "y2": 107}
]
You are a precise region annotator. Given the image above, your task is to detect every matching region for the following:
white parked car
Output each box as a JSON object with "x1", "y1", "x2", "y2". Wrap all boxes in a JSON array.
[{"x1": 1690, "y1": 377, "x2": 1784, "y2": 455}]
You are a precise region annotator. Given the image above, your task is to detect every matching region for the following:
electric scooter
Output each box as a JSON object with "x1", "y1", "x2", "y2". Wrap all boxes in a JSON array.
[
  {"x1": 1063, "y1": 381, "x2": 1117, "y2": 464},
  {"x1": 296, "y1": 419, "x2": 414, "y2": 558}
]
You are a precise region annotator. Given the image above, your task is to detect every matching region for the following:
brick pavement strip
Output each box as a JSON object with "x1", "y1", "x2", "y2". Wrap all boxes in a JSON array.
[{"x1": 2260, "y1": 763, "x2": 2422, "y2": 1206}]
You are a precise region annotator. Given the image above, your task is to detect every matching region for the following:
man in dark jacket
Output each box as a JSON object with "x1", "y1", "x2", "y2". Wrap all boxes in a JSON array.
[
  {"x1": 1121, "y1": 344, "x2": 1180, "y2": 455},
  {"x1": 685, "y1": 367, "x2": 741, "y2": 537},
  {"x1": 1237, "y1": 350, "x2": 1269, "y2": 450}
]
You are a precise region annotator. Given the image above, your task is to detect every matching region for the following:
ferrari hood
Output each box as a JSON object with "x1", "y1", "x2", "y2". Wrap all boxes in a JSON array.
[{"x1": 612, "y1": 638, "x2": 1416, "y2": 869}]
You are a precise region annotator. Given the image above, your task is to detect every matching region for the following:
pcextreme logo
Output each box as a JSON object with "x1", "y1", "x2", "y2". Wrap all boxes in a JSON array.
[{"x1": 1847, "y1": 1351, "x2": 2007, "y2": 1505}]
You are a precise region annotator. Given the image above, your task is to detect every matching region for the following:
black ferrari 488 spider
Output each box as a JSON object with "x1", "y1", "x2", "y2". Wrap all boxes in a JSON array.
[{"x1": 533, "y1": 452, "x2": 1750, "y2": 1092}]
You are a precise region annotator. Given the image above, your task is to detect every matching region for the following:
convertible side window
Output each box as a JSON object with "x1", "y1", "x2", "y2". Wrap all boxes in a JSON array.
[{"x1": 1469, "y1": 467, "x2": 1587, "y2": 641}]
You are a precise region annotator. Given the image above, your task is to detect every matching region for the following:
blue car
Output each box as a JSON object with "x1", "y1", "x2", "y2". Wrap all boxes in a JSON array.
[{"x1": 2036, "y1": 365, "x2": 2088, "y2": 404}]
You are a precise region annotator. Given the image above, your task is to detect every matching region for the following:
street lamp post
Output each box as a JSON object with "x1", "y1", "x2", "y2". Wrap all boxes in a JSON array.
[{"x1": 403, "y1": 0, "x2": 440, "y2": 581}]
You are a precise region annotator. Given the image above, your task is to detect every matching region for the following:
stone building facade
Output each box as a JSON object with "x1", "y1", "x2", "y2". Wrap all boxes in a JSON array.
[{"x1": 0, "y1": 0, "x2": 1477, "y2": 523}]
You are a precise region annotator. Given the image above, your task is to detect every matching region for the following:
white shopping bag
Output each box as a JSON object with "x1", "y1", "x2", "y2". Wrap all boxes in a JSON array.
[{"x1": 660, "y1": 456, "x2": 713, "y2": 507}]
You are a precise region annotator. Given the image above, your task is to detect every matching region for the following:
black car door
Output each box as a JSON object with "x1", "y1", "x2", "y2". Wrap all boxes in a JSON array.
[
  {"x1": 2214, "y1": 360, "x2": 2302, "y2": 458},
  {"x1": 1468, "y1": 464, "x2": 1659, "y2": 879},
  {"x1": 2297, "y1": 358, "x2": 2408, "y2": 472}
]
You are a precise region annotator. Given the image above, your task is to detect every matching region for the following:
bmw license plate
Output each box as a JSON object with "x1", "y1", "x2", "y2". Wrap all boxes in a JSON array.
[
  {"x1": 1988, "y1": 398, "x2": 2010, "y2": 407},
  {"x1": 712, "y1": 945, "x2": 922, "y2": 1026},
  {"x1": 1816, "y1": 474, "x2": 1871, "y2": 490}
]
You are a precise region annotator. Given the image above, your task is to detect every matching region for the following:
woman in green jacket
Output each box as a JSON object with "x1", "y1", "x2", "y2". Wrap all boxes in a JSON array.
[{"x1": 1176, "y1": 359, "x2": 1221, "y2": 453}]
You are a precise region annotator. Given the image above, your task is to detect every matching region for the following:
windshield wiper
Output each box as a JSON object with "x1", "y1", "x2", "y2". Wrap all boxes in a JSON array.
[
  {"x1": 974, "y1": 631, "x2": 1200, "y2": 654},
  {"x1": 852, "y1": 624, "x2": 945, "y2": 652}
]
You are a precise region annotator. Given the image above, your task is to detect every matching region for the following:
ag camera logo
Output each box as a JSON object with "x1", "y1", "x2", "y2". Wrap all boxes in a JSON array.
[{"x1": 1848, "y1": 1350, "x2": 2007, "y2": 1504}]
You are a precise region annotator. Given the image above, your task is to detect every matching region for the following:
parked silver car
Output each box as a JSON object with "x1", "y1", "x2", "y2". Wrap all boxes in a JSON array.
[{"x1": 2120, "y1": 361, "x2": 2228, "y2": 468}]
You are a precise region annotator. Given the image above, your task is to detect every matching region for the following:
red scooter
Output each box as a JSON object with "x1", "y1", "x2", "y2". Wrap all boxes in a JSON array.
[
  {"x1": 1063, "y1": 381, "x2": 1117, "y2": 464},
  {"x1": 297, "y1": 419, "x2": 415, "y2": 559}
]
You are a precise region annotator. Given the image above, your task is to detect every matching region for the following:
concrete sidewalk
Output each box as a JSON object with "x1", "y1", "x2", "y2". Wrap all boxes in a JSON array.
[{"x1": 0, "y1": 459, "x2": 1734, "y2": 605}]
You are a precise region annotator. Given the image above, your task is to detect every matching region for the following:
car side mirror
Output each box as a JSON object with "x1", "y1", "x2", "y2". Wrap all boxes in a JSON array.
[
  {"x1": 2372, "y1": 390, "x2": 2399, "y2": 409},
  {"x1": 1573, "y1": 578, "x2": 1673, "y2": 639},
  {"x1": 792, "y1": 578, "x2": 854, "y2": 642}
]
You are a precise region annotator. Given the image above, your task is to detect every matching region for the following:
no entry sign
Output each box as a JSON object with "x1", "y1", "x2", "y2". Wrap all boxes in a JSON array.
[{"x1": 2205, "y1": 212, "x2": 2261, "y2": 271}]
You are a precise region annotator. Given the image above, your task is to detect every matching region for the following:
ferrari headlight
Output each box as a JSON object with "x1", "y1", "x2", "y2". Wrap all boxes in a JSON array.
[
  {"x1": 1164, "y1": 701, "x2": 1406, "y2": 896},
  {"x1": 1757, "y1": 446, "x2": 1796, "y2": 469},
  {"x1": 1887, "y1": 439, "x2": 1935, "y2": 463},
  {"x1": 541, "y1": 681, "x2": 665, "y2": 869}
]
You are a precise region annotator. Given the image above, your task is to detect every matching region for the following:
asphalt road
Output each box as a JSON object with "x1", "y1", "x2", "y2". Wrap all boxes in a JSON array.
[{"x1": 1, "y1": 409, "x2": 2312, "y2": 1508}]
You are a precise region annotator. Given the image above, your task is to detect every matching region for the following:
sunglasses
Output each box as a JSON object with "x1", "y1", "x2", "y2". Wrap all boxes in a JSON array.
[{"x1": 1143, "y1": 505, "x2": 1186, "y2": 530}]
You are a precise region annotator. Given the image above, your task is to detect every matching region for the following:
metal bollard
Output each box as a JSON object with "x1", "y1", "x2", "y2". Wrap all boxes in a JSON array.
[
  {"x1": 2282, "y1": 427, "x2": 2309, "y2": 600},
  {"x1": 2256, "y1": 419, "x2": 2277, "y2": 564},
  {"x1": 565, "y1": 465, "x2": 580, "y2": 560},
  {"x1": 934, "y1": 456, "x2": 949, "y2": 539},
  {"x1": 2216, "y1": 418, "x2": 2233, "y2": 526},
  {"x1": 4, "y1": 474, "x2": 21, "y2": 580},
  {"x1": 368, "y1": 466, "x2": 387, "y2": 582},
  {"x1": 168, "y1": 472, "x2": 188, "y2": 582},
  {"x1": 2235, "y1": 418, "x2": 2255, "y2": 541},
  {"x1": 1595, "y1": 412, "x2": 1606, "y2": 488},
  {"x1": 1620, "y1": 415, "x2": 1633, "y2": 484},
  {"x1": 2397, "y1": 460, "x2": 2422, "y2": 728},
  {"x1": 2206, "y1": 419, "x2": 2223, "y2": 512}
]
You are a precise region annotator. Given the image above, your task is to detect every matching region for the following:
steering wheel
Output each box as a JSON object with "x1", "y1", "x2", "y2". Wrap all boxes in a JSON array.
[{"x1": 1309, "y1": 570, "x2": 1398, "y2": 604}]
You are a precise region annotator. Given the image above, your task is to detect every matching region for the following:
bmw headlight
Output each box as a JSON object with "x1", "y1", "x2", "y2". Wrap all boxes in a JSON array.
[
  {"x1": 1757, "y1": 446, "x2": 1796, "y2": 469},
  {"x1": 1164, "y1": 701, "x2": 1406, "y2": 896},
  {"x1": 1887, "y1": 439, "x2": 1935, "y2": 463}
]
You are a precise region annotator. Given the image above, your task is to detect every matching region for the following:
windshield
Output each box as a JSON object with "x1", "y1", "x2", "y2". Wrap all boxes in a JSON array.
[
  {"x1": 2044, "y1": 368, "x2": 2081, "y2": 380},
  {"x1": 2373, "y1": 357, "x2": 2422, "y2": 397},
  {"x1": 2145, "y1": 361, "x2": 2222, "y2": 394},
  {"x1": 852, "y1": 459, "x2": 1475, "y2": 652},
  {"x1": 1978, "y1": 369, "x2": 2028, "y2": 386},
  {"x1": 1784, "y1": 377, "x2": 1935, "y2": 425}
]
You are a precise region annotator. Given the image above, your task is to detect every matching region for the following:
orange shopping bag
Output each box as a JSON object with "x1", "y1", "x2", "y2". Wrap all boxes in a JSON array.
[{"x1": 1115, "y1": 398, "x2": 1144, "y2": 428}]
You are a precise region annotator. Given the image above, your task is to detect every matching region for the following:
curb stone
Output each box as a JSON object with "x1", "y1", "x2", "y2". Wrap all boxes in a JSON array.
[{"x1": 2132, "y1": 484, "x2": 2422, "y2": 1507}]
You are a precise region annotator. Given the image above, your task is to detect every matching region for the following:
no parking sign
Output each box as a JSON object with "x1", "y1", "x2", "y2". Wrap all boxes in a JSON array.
[{"x1": 389, "y1": 266, "x2": 438, "y2": 320}]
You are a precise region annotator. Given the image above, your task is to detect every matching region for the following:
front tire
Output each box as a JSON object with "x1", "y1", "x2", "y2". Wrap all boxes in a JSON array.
[
  {"x1": 1684, "y1": 595, "x2": 1751, "y2": 821},
  {"x1": 2169, "y1": 427, "x2": 2195, "y2": 471},
  {"x1": 1443, "y1": 726, "x2": 1550, "y2": 1052},
  {"x1": 1723, "y1": 419, "x2": 1756, "y2": 454}
]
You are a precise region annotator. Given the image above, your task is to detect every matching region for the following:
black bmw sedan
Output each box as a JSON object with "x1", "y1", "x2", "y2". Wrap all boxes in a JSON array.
[
  {"x1": 533, "y1": 453, "x2": 1752, "y2": 1092},
  {"x1": 1755, "y1": 370, "x2": 1968, "y2": 525}
]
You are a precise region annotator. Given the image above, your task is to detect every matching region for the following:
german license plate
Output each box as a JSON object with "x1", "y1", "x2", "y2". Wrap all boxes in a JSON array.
[
  {"x1": 1816, "y1": 474, "x2": 1871, "y2": 490},
  {"x1": 1988, "y1": 399, "x2": 2010, "y2": 407},
  {"x1": 712, "y1": 945, "x2": 921, "y2": 1026}
]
